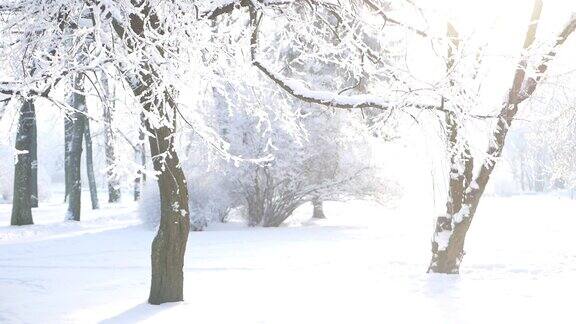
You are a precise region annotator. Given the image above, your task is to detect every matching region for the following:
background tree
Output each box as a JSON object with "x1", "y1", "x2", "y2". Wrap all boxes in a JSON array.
[
  {"x1": 84, "y1": 119, "x2": 99, "y2": 209},
  {"x1": 100, "y1": 73, "x2": 121, "y2": 203},
  {"x1": 10, "y1": 99, "x2": 36, "y2": 225},
  {"x1": 66, "y1": 74, "x2": 87, "y2": 221}
]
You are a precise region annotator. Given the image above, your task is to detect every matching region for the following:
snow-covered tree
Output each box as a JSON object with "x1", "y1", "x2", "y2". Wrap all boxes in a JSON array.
[{"x1": 248, "y1": 0, "x2": 576, "y2": 273}]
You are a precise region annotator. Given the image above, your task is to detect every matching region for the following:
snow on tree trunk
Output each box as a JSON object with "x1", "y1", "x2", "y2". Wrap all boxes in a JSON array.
[
  {"x1": 131, "y1": 71, "x2": 190, "y2": 303},
  {"x1": 428, "y1": 0, "x2": 576, "y2": 273},
  {"x1": 312, "y1": 197, "x2": 326, "y2": 219},
  {"x1": 107, "y1": 1, "x2": 192, "y2": 304},
  {"x1": 11, "y1": 100, "x2": 35, "y2": 226},
  {"x1": 146, "y1": 122, "x2": 190, "y2": 304},
  {"x1": 84, "y1": 121, "x2": 99, "y2": 210},
  {"x1": 428, "y1": 110, "x2": 474, "y2": 273},
  {"x1": 66, "y1": 75, "x2": 86, "y2": 221},
  {"x1": 101, "y1": 74, "x2": 121, "y2": 203}
]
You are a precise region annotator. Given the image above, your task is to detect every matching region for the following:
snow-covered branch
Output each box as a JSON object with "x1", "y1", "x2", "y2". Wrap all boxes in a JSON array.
[{"x1": 249, "y1": 4, "x2": 440, "y2": 112}]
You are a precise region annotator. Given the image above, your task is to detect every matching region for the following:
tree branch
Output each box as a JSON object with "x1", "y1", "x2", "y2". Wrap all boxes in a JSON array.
[{"x1": 249, "y1": 4, "x2": 439, "y2": 111}]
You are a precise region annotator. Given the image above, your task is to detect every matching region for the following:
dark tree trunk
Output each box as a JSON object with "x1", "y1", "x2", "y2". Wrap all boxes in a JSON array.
[
  {"x1": 130, "y1": 68, "x2": 190, "y2": 304},
  {"x1": 66, "y1": 75, "x2": 86, "y2": 221},
  {"x1": 11, "y1": 100, "x2": 36, "y2": 226},
  {"x1": 84, "y1": 121, "x2": 99, "y2": 209},
  {"x1": 312, "y1": 197, "x2": 326, "y2": 219},
  {"x1": 145, "y1": 121, "x2": 190, "y2": 305},
  {"x1": 101, "y1": 74, "x2": 121, "y2": 203},
  {"x1": 109, "y1": 1, "x2": 191, "y2": 305}
]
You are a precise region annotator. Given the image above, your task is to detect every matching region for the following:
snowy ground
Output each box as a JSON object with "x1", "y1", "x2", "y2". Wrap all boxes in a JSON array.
[{"x1": 1, "y1": 192, "x2": 575, "y2": 323}]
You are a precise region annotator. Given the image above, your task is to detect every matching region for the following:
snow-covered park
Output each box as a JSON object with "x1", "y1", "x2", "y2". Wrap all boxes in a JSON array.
[
  {"x1": 2, "y1": 0, "x2": 576, "y2": 323},
  {"x1": 1, "y1": 191, "x2": 575, "y2": 323}
]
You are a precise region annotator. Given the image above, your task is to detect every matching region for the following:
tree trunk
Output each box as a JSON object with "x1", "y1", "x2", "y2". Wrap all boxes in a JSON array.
[
  {"x1": 84, "y1": 121, "x2": 99, "y2": 209},
  {"x1": 101, "y1": 74, "x2": 121, "y2": 203},
  {"x1": 129, "y1": 64, "x2": 190, "y2": 305},
  {"x1": 109, "y1": 1, "x2": 191, "y2": 305},
  {"x1": 11, "y1": 100, "x2": 36, "y2": 226},
  {"x1": 66, "y1": 75, "x2": 86, "y2": 221},
  {"x1": 428, "y1": 111, "x2": 474, "y2": 274},
  {"x1": 146, "y1": 123, "x2": 190, "y2": 305},
  {"x1": 312, "y1": 197, "x2": 326, "y2": 219},
  {"x1": 426, "y1": 0, "x2": 573, "y2": 273},
  {"x1": 133, "y1": 83, "x2": 190, "y2": 304}
]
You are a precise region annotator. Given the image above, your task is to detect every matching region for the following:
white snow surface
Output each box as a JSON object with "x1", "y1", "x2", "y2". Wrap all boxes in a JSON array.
[{"x1": 1, "y1": 193, "x2": 575, "y2": 323}]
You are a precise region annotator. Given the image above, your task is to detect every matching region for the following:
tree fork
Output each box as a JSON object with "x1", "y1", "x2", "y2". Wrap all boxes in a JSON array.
[{"x1": 428, "y1": 0, "x2": 576, "y2": 273}]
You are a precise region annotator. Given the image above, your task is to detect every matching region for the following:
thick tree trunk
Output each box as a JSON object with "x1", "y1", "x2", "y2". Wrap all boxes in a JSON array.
[
  {"x1": 146, "y1": 123, "x2": 190, "y2": 304},
  {"x1": 11, "y1": 100, "x2": 36, "y2": 226},
  {"x1": 84, "y1": 121, "x2": 99, "y2": 209},
  {"x1": 108, "y1": 1, "x2": 191, "y2": 305},
  {"x1": 66, "y1": 75, "x2": 86, "y2": 221},
  {"x1": 101, "y1": 74, "x2": 121, "y2": 203},
  {"x1": 128, "y1": 64, "x2": 190, "y2": 305},
  {"x1": 133, "y1": 81, "x2": 190, "y2": 303},
  {"x1": 312, "y1": 197, "x2": 326, "y2": 219}
]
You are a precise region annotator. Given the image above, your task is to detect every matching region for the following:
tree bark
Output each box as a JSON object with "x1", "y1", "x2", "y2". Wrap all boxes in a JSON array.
[
  {"x1": 84, "y1": 120, "x2": 99, "y2": 209},
  {"x1": 312, "y1": 197, "x2": 326, "y2": 219},
  {"x1": 130, "y1": 67, "x2": 190, "y2": 304},
  {"x1": 66, "y1": 75, "x2": 86, "y2": 221},
  {"x1": 108, "y1": 0, "x2": 191, "y2": 304},
  {"x1": 428, "y1": 112, "x2": 474, "y2": 273},
  {"x1": 145, "y1": 120, "x2": 190, "y2": 305},
  {"x1": 101, "y1": 74, "x2": 121, "y2": 203},
  {"x1": 11, "y1": 100, "x2": 36, "y2": 226}
]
